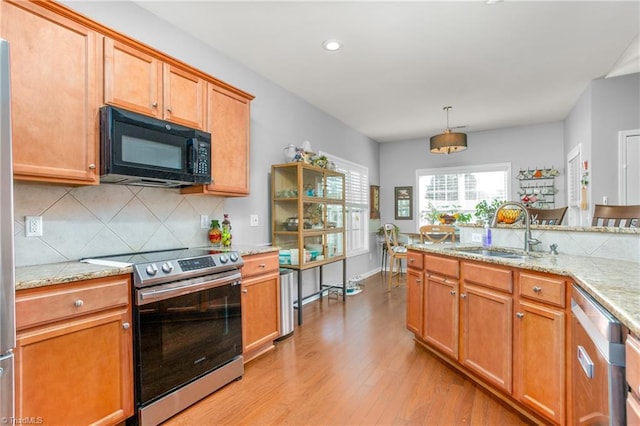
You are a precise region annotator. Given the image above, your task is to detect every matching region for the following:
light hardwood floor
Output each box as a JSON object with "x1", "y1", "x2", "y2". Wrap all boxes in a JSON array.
[{"x1": 165, "y1": 273, "x2": 534, "y2": 425}]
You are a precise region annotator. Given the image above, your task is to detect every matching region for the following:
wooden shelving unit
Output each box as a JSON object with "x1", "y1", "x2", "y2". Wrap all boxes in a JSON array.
[{"x1": 271, "y1": 162, "x2": 346, "y2": 325}]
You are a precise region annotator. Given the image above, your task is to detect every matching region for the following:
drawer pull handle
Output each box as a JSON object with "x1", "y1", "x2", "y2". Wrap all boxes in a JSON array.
[
  {"x1": 516, "y1": 312, "x2": 524, "y2": 319},
  {"x1": 450, "y1": 290, "x2": 456, "y2": 296},
  {"x1": 151, "y1": 102, "x2": 158, "y2": 108},
  {"x1": 74, "y1": 300, "x2": 84, "y2": 308},
  {"x1": 409, "y1": 258, "x2": 415, "y2": 263},
  {"x1": 242, "y1": 289, "x2": 248, "y2": 293},
  {"x1": 167, "y1": 107, "x2": 172, "y2": 113},
  {"x1": 88, "y1": 163, "x2": 96, "y2": 170},
  {"x1": 460, "y1": 293, "x2": 467, "y2": 299},
  {"x1": 416, "y1": 279, "x2": 421, "y2": 284},
  {"x1": 122, "y1": 322, "x2": 130, "y2": 330},
  {"x1": 533, "y1": 286, "x2": 542, "y2": 293},
  {"x1": 259, "y1": 263, "x2": 266, "y2": 268}
]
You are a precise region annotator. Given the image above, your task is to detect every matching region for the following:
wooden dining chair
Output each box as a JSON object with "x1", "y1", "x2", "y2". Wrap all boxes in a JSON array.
[
  {"x1": 591, "y1": 204, "x2": 640, "y2": 227},
  {"x1": 419, "y1": 225, "x2": 456, "y2": 243},
  {"x1": 527, "y1": 206, "x2": 568, "y2": 225},
  {"x1": 382, "y1": 223, "x2": 407, "y2": 291}
]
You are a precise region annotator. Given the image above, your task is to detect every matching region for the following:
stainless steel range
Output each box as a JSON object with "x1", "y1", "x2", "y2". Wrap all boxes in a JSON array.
[{"x1": 85, "y1": 248, "x2": 244, "y2": 426}]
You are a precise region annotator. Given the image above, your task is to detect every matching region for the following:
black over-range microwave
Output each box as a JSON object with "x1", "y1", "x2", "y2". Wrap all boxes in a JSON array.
[{"x1": 100, "y1": 105, "x2": 211, "y2": 187}]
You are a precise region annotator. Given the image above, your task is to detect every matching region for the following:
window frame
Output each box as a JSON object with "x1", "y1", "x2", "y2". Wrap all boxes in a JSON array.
[
  {"x1": 416, "y1": 162, "x2": 512, "y2": 227},
  {"x1": 319, "y1": 151, "x2": 370, "y2": 258}
]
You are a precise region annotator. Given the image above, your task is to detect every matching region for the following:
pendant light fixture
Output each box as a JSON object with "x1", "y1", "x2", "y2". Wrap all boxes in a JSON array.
[{"x1": 430, "y1": 106, "x2": 468, "y2": 154}]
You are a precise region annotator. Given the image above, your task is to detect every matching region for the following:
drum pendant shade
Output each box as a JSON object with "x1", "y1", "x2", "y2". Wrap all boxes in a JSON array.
[{"x1": 430, "y1": 106, "x2": 467, "y2": 154}]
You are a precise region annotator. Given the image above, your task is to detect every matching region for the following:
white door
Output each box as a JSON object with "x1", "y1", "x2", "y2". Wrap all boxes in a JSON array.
[{"x1": 619, "y1": 130, "x2": 640, "y2": 204}]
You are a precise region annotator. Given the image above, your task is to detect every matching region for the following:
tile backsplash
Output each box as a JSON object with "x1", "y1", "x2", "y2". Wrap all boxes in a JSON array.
[
  {"x1": 460, "y1": 226, "x2": 640, "y2": 262},
  {"x1": 13, "y1": 182, "x2": 225, "y2": 267}
]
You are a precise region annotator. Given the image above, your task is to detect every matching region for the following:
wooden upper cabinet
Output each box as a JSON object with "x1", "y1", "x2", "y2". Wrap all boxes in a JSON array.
[
  {"x1": 104, "y1": 38, "x2": 162, "y2": 118},
  {"x1": 103, "y1": 38, "x2": 206, "y2": 130},
  {"x1": 1, "y1": 0, "x2": 101, "y2": 185},
  {"x1": 183, "y1": 82, "x2": 252, "y2": 196},
  {"x1": 163, "y1": 63, "x2": 206, "y2": 130}
]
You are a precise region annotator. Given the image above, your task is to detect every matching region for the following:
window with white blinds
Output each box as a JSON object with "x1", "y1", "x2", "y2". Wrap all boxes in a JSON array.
[
  {"x1": 417, "y1": 163, "x2": 511, "y2": 226},
  {"x1": 320, "y1": 151, "x2": 369, "y2": 256}
]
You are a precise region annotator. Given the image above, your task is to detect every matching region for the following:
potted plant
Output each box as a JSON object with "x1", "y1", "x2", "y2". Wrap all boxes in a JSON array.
[
  {"x1": 474, "y1": 199, "x2": 504, "y2": 223},
  {"x1": 377, "y1": 223, "x2": 399, "y2": 238}
]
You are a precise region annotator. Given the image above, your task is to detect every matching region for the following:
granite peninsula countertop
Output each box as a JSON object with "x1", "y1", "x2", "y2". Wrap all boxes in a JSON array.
[
  {"x1": 407, "y1": 243, "x2": 640, "y2": 335},
  {"x1": 15, "y1": 245, "x2": 279, "y2": 292}
]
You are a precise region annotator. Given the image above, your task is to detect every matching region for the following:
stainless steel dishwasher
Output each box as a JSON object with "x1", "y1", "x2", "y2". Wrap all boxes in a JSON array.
[{"x1": 571, "y1": 284, "x2": 627, "y2": 425}]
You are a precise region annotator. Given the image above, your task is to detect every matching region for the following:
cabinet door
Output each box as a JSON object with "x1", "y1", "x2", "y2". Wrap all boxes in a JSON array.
[
  {"x1": 460, "y1": 284, "x2": 512, "y2": 393},
  {"x1": 406, "y1": 267, "x2": 423, "y2": 335},
  {"x1": 104, "y1": 38, "x2": 162, "y2": 118},
  {"x1": 163, "y1": 63, "x2": 206, "y2": 130},
  {"x1": 2, "y1": 0, "x2": 101, "y2": 185},
  {"x1": 514, "y1": 300, "x2": 565, "y2": 424},
  {"x1": 15, "y1": 308, "x2": 133, "y2": 425},
  {"x1": 206, "y1": 83, "x2": 251, "y2": 195},
  {"x1": 241, "y1": 271, "x2": 280, "y2": 358},
  {"x1": 423, "y1": 274, "x2": 458, "y2": 359}
]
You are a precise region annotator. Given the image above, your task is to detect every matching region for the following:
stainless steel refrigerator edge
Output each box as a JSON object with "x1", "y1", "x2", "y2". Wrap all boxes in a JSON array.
[{"x1": 0, "y1": 38, "x2": 16, "y2": 421}]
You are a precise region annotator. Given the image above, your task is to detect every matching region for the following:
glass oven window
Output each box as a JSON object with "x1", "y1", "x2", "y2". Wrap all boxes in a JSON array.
[{"x1": 137, "y1": 283, "x2": 242, "y2": 404}]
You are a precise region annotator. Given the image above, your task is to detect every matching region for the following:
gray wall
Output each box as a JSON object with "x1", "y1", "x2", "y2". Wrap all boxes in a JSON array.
[
  {"x1": 591, "y1": 73, "x2": 640, "y2": 205},
  {"x1": 379, "y1": 122, "x2": 565, "y2": 234},
  {"x1": 564, "y1": 72, "x2": 640, "y2": 225}
]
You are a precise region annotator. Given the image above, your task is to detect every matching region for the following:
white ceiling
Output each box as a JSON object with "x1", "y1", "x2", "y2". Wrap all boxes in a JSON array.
[{"x1": 133, "y1": 1, "x2": 640, "y2": 143}]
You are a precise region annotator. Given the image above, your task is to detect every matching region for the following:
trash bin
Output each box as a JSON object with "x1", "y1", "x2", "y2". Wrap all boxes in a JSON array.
[{"x1": 276, "y1": 268, "x2": 295, "y2": 341}]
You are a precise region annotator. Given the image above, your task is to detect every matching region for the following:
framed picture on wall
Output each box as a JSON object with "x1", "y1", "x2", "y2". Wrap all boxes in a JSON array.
[
  {"x1": 370, "y1": 185, "x2": 380, "y2": 219},
  {"x1": 394, "y1": 186, "x2": 413, "y2": 220}
]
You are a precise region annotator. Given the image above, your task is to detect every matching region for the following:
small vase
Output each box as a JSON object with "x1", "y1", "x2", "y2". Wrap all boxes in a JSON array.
[{"x1": 208, "y1": 220, "x2": 222, "y2": 247}]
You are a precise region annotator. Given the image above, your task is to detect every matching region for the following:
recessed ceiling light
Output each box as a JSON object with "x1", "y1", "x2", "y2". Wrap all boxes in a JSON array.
[
  {"x1": 485, "y1": 0, "x2": 503, "y2": 4},
  {"x1": 322, "y1": 39, "x2": 343, "y2": 51}
]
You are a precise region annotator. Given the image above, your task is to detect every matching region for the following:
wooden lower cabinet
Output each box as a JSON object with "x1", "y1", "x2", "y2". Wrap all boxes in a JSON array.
[
  {"x1": 423, "y1": 273, "x2": 459, "y2": 358},
  {"x1": 405, "y1": 266, "x2": 423, "y2": 335},
  {"x1": 241, "y1": 252, "x2": 280, "y2": 362},
  {"x1": 460, "y1": 283, "x2": 513, "y2": 393},
  {"x1": 407, "y1": 249, "x2": 569, "y2": 425},
  {"x1": 460, "y1": 261, "x2": 514, "y2": 394},
  {"x1": 15, "y1": 275, "x2": 133, "y2": 425},
  {"x1": 626, "y1": 334, "x2": 640, "y2": 425},
  {"x1": 514, "y1": 299, "x2": 565, "y2": 424}
]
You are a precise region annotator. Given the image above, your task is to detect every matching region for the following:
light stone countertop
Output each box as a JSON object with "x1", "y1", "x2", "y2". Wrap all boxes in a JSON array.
[
  {"x1": 407, "y1": 243, "x2": 640, "y2": 335},
  {"x1": 15, "y1": 245, "x2": 278, "y2": 291}
]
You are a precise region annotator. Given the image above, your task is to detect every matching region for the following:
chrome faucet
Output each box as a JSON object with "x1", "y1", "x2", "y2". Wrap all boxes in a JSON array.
[{"x1": 490, "y1": 201, "x2": 541, "y2": 253}]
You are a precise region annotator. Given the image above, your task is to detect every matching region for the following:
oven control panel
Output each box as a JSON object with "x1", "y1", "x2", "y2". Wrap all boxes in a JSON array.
[{"x1": 133, "y1": 250, "x2": 244, "y2": 287}]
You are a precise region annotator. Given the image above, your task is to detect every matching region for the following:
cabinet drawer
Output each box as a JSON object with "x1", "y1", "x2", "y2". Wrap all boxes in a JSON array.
[
  {"x1": 424, "y1": 254, "x2": 459, "y2": 278},
  {"x1": 462, "y1": 261, "x2": 513, "y2": 293},
  {"x1": 627, "y1": 334, "x2": 640, "y2": 397},
  {"x1": 407, "y1": 251, "x2": 423, "y2": 270},
  {"x1": 518, "y1": 272, "x2": 565, "y2": 308},
  {"x1": 241, "y1": 252, "x2": 279, "y2": 278},
  {"x1": 16, "y1": 276, "x2": 130, "y2": 330}
]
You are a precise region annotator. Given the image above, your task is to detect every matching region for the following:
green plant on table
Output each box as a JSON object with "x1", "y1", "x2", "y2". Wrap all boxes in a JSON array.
[{"x1": 474, "y1": 199, "x2": 504, "y2": 223}]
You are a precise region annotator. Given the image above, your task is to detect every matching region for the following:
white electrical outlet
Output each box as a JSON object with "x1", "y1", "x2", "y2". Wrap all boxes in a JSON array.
[
  {"x1": 200, "y1": 215, "x2": 209, "y2": 229},
  {"x1": 25, "y1": 216, "x2": 43, "y2": 237},
  {"x1": 250, "y1": 214, "x2": 259, "y2": 227},
  {"x1": 471, "y1": 233, "x2": 482, "y2": 243}
]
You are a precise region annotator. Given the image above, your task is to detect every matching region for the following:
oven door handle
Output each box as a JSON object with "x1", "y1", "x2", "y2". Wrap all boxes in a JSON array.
[{"x1": 136, "y1": 271, "x2": 241, "y2": 305}]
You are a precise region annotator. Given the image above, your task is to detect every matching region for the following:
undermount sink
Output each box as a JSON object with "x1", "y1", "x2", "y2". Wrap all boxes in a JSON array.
[{"x1": 450, "y1": 247, "x2": 535, "y2": 260}]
